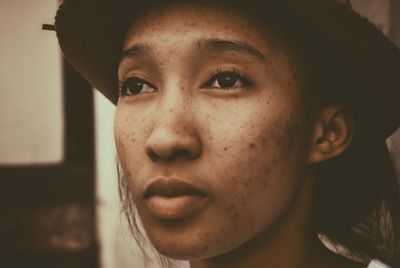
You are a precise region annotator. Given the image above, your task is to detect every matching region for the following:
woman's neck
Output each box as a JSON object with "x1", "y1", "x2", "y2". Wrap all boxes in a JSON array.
[{"x1": 190, "y1": 174, "x2": 319, "y2": 268}]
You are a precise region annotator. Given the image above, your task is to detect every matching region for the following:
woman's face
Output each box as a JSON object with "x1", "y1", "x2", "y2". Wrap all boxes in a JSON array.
[{"x1": 115, "y1": 4, "x2": 314, "y2": 260}]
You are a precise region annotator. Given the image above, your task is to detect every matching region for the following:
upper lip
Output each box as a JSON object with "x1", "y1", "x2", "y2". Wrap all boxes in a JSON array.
[{"x1": 143, "y1": 177, "x2": 207, "y2": 198}]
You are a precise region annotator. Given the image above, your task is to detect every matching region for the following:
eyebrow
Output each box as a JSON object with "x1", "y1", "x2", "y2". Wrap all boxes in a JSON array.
[
  {"x1": 119, "y1": 38, "x2": 269, "y2": 65},
  {"x1": 196, "y1": 38, "x2": 269, "y2": 64},
  {"x1": 119, "y1": 43, "x2": 151, "y2": 65}
]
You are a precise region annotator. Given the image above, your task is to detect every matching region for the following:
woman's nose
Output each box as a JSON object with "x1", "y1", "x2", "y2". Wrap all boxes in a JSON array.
[{"x1": 144, "y1": 104, "x2": 201, "y2": 162}]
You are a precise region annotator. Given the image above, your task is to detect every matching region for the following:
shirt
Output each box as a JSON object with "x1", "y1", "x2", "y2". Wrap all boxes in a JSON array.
[{"x1": 367, "y1": 259, "x2": 391, "y2": 268}]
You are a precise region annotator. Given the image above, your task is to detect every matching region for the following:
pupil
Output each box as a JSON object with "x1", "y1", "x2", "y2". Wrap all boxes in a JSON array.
[
  {"x1": 218, "y1": 75, "x2": 236, "y2": 88},
  {"x1": 130, "y1": 81, "x2": 143, "y2": 94}
]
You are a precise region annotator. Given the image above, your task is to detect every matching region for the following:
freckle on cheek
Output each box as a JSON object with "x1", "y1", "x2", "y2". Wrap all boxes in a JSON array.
[
  {"x1": 232, "y1": 212, "x2": 239, "y2": 220},
  {"x1": 201, "y1": 245, "x2": 209, "y2": 253},
  {"x1": 116, "y1": 138, "x2": 125, "y2": 150},
  {"x1": 248, "y1": 143, "x2": 256, "y2": 149},
  {"x1": 261, "y1": 138, "x2": 267, "y2": 146},
  {"x1": 243, "y1": 178, "x2": 250, "y2": 187},
  {"x1": 125, "y1": 170, "x2": 133, "y2": 179}
]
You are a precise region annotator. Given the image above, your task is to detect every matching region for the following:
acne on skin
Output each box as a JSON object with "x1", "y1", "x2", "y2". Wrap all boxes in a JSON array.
[{"x1": 114, "y1": 4, "x2": 359, "y2": 268}]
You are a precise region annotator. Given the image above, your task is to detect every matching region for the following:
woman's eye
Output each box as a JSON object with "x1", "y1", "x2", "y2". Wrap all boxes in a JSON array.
[
  {"x1": 204, "y1": 71, "x2": 251, "y2": 89},
  {"x1": 119, "y1": 77, "x2": 155, "y2": 96}
]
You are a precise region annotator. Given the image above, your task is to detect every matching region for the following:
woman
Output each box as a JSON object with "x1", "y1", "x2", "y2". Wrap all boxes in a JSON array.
[{"x1": 54, "y1": 0, "x2": 400, "y2": 267}]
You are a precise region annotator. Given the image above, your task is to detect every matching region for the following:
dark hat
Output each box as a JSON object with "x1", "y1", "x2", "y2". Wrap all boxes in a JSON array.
[{"x1": 54, "y1": 0, "x2": 400, "y2": 138}]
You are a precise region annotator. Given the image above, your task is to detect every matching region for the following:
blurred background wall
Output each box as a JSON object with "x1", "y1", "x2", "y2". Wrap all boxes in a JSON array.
[
  {"x1": 0, "y1": 1, "x2": 399, "y2": 268},
  {"x1": 0, "y1": 0, "x2": 63, "y2": 165},
  {"x1": 0, "y1": 1, "x2": 98, "y2": 267}
]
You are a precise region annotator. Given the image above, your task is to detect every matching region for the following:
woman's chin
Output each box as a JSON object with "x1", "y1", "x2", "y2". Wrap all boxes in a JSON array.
[
  {"x1": 148, "y1": 234, "x2": 236, "y2": 262},
  {"x1": 150, "y1": 239, "x2": 214, "y2": 261}
]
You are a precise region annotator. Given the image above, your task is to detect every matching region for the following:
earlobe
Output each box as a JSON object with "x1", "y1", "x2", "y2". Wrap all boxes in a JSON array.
[{"x1": 308, "y1": 106, "x2": 353, "y2": 164}]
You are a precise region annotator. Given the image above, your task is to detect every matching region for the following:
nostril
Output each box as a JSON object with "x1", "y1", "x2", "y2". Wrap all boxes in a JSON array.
[
  {"x1": 147, "y1": 148, "x2": 192, "y2": 162},
  {"x1": 171, "y1": 149, "x2": 191, "y2": 160},
  {"x1": 147, "y1": 150, "x2": 160, "y2": 162}
]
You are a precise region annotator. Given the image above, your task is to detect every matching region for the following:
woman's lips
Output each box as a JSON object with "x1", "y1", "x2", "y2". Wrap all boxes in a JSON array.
[{"x1": 143, "y1": 177, "x2": 208, "y2": 219}]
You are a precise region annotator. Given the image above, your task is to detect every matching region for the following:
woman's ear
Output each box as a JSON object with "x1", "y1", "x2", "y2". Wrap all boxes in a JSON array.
[{"x1": 308, "y1": 106, "x2": 354, "y2": 164}]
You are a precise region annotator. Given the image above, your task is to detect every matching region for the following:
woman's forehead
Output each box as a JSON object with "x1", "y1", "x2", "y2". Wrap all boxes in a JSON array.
[
  {"x1": 118, "y1": 3, "x2": 294, "y2": 82},
  {"x1": 122, "y1": 2, "x2": 271, "y2": 49}
]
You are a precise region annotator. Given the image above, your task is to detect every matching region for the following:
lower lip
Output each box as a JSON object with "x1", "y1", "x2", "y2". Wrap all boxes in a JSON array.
[{"x1": 145, "y1": 195, "x2": 207, "y2": 220}]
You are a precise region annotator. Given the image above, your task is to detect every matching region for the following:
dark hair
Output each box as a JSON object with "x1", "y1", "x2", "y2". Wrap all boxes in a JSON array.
[
  {"x1": 259, "y1": 4, "x2": 400, "y2": 267},
  {"x1": 309, "y1": 40, "x2": 400, "y2": 267},
  {"x1": 117, "y1": 2, "x2": 400, "y2": 267}
]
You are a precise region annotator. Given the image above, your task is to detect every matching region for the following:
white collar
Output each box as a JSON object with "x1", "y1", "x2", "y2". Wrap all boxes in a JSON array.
[{"x1": 367, "y1": 259, "x2": 391, "y2": 268}]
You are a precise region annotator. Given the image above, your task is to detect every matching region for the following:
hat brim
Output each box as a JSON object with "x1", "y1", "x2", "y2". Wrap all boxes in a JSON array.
[{"x1": 55, "y1": 0, "x2": 400, "y2": 138}]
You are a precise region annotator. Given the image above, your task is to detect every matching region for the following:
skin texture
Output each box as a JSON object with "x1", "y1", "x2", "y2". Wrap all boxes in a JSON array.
[{"x1": 114, "y1": 3, "x2": 358, "y2": 268}]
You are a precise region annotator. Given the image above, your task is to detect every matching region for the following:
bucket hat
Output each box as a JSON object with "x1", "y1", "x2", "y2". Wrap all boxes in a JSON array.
[{"x1": 53, "y1": 0, "x2": 400, "y2": 138}]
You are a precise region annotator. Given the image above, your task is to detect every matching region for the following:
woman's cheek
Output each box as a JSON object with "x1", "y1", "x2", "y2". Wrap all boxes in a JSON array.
[
  {"x1": 114, "y1": 111, "x2": 140, "y2": 179},
  {"x1": 210, "y1": 108, "x2": 304, "y2": 206}
]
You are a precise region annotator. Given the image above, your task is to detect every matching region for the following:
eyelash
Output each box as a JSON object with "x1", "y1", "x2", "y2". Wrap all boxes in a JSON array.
[
  {"x1": 201, "y1": 68, "x2": 252, "y2": 90},
  {"x1": 118, "y1": 76, "x2": 156, "y2": 96},
  {"x1": 118, "y1": 68, "x2": 252, "y2": 97}
]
